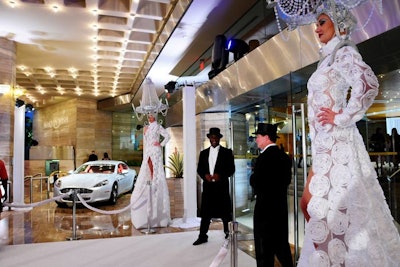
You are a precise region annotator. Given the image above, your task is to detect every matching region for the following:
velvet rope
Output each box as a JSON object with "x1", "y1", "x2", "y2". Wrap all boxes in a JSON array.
[
  {"x1": 76, "y1": 193, "x2": 133, "y2": 215},
  {"x1": 209, "y1": 239, "x2": 230, "y2": 267},
  {"x1": 3, "y1": 192, "x2": 72, "y2": 208}
]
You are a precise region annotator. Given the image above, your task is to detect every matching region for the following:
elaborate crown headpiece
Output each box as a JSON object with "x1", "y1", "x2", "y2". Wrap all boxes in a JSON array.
[{"x1": 132, "y1": 78, "x2": 169, "y2": 121}]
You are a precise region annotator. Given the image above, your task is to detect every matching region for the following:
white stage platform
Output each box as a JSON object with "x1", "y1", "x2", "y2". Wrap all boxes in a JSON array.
[{"x1": 0, "y1": 230, "x2": 256, "y2": 267}]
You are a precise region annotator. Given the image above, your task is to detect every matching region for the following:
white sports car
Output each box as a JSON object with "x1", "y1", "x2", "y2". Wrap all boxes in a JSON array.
[{"x1": 54, "y1": 160, "x2": 137, "y2": 206}]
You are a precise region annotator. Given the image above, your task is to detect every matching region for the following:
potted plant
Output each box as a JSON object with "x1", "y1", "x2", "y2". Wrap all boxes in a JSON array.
[
  {"x1": 165, "y1": 148, "x2": 184, "y2": 218},
  {"x1": 165, "y1": 148, "x2": 183, "y2": 178}
]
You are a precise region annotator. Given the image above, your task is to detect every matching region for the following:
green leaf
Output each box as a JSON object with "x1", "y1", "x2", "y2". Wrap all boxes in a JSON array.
[{"x1": 165, "y1": 149, "x2": 183, "y2": 178}]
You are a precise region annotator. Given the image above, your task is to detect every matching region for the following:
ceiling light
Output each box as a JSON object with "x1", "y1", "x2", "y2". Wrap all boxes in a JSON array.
[
  {"x1": 14, "y1": 87, "x2": 25, "y2": 97},
  {"x1": 0, "y1": 84, "x2": 11, "y2": 95},
  {"x1": 51, "y1": 5, "x2": 59, "y2": 12},
  {"x1": 8, "y1": 1, "x2": 16, "y2": 8}
]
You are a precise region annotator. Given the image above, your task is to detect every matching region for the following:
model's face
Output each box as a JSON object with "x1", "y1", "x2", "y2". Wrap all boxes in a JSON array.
[
  {"x1": 315, "y1": 14, "x2": 335, "y2": 44},
  {"x1": 148, "y1": 114, "x2": 155, "y2": 122},
  {"x1": 208, "y1": 135, "x2": 220, "y2": 148}
]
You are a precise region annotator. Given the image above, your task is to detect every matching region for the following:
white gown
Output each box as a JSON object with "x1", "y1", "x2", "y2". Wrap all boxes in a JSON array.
[
  {"x1": 130, "y1": 121, "x2": 171, "y2": 229},
  {"x1": 298, "y1": 37, "x2": 400, "y2": 267}
]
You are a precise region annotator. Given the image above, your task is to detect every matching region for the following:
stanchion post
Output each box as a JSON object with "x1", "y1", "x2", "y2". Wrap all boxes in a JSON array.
[
  {"x1": 228, "y1": 120, "x2": 238, "y2": 267},
  {"x1": 30, "y1": 176, "x2": 33, "y2": 204},
  {"x1": 141, "y1": 180, "x2": 156, "y2": 234},
  {"x1": 67, "y1": 189, "x2": 81, "y2": 240},
  {"x1": 229, "y1": 221, "x2": 238, "y2": 267}
]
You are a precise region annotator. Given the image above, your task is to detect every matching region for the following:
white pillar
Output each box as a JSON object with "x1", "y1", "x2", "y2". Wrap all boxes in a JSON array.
[
  {"x1": 12, "y1": 105, "x2": 26, "y2": 206},
  {"x1": 182, "y1": 86, "x2": 197, "y2": 218}
]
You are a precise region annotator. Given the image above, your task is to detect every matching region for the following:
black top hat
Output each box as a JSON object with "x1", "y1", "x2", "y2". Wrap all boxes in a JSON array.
[
  {"x1": 207, "y1": 127, "x2": 223, "y2": 138},
  {"x1": 253, "y1": 123, "x2": 279, "y2": 138}
]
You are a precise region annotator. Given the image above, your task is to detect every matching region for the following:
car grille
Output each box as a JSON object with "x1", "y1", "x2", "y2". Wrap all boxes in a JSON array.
[
  {"x1": 59, "y1": 188, "x2": 93, "y2": 202},
  {"x1": 60, "y1": 188, "x2": 93, "y2": 194}
]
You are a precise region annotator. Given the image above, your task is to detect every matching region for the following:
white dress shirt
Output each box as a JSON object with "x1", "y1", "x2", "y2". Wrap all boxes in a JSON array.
[{"x1": 208, "y1": 145, "x2": 220, "y2": 175}]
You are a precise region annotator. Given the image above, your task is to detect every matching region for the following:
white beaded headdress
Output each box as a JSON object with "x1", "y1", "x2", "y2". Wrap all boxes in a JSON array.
[
  {"x1": 273, "y1": 0, "x2": 381, "y2": 65},
  {"x1": 315, "y1": 0, "x2": 357, "y2": 38},
  {"x1": 273, "y1": 0, "x2": 382, "y2": 32},
  {"x1": 132, "y1": 78, "x2": 169, "y2": 121}
]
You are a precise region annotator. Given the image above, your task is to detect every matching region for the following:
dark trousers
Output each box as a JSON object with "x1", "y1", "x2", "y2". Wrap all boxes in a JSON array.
[
  {"x1": 254, "y1": 211, "x2": 293, "y2": 267},
  {"x1": 199, "y1": 216, "x2": 230, "y2": 238}
]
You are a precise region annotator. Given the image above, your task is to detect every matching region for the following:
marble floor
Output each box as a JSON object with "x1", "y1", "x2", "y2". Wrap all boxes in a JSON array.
[
  {"x1": 0, "y1": 183, "x2": 258, "y2": 255},
  {"x1": 0, "y1": 182, "x2": 300, "y2": 266}
]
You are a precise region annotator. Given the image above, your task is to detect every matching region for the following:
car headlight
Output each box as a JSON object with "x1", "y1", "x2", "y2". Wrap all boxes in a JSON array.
[
  {"x1": 55, "y1": 179, "x2": 62, "y2": 188},
  {"x1": 93, "y1": 180, "x2": 109, "y2": 187}
]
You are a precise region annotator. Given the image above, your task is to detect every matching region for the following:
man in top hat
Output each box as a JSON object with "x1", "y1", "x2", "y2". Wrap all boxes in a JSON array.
[
  {"x1": 250, "y1": 123, "x2": 293, "y2": 267},
  {"x1": 193, "y1": 127, "x2": 235, "y2": 245}
]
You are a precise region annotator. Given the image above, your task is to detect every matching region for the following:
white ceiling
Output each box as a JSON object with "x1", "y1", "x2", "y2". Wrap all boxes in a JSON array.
[{"x1": 0, "y1": 0, "x2": 259, "y2": 110}]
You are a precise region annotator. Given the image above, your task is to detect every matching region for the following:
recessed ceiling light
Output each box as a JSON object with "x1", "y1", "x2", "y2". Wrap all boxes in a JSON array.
[{"x1": 8, "y1": 1, "x2": 16, "y2": 8}]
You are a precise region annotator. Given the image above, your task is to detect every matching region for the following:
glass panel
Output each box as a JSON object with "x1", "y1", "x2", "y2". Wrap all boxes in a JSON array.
[{"x1": 231, "y1": 73, "x2": 309, "y2": 262}]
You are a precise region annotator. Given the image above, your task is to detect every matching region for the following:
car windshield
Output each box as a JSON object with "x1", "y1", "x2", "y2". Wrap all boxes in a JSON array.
[{"x1": 76, "y1": 164, "x2": 115, "y2": 174}]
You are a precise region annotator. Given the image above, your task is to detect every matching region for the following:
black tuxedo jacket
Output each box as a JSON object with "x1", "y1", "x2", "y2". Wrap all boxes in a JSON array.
[
  {"x1": 251, "y1": 145, "x2": 292, "y2": 225},
  {"x1": 197, "y1": 146, "x2": 235, "y2": 218}
]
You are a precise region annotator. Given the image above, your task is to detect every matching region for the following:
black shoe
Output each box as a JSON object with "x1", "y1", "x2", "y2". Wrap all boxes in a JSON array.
[
  {"x1": 193, "y1": 237, "x2": 208, "y2": 246},
  {"x1": 225, "y1": 233, "x2": 229, "y2": 239}
]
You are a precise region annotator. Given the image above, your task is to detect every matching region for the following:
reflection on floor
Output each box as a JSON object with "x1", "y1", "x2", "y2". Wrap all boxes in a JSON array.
[
  {"x1": 0, "y1": 182, "x2": 303, "y2": 266},
  {"x1": 0, "y1": 187, "x2": 259, "y2": 260}
]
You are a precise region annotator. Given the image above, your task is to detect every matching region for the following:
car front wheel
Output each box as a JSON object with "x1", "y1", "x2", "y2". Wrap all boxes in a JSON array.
[{"x1": 109, "y1": 183, "x2": 118, "y2": 205}]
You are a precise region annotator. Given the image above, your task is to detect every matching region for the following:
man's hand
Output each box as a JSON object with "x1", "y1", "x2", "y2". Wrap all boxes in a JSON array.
[{"x1": 205, "y1": 174, "x2": 220, "y2": 182}]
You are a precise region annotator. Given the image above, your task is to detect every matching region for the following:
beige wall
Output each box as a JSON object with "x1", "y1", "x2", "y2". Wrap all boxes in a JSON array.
[
  {"x1": 29, "y1": 98, "x2": 112, "y2": 175},
  {"x1": 0, "y1": 92, "x2": 14, "y2": 177},
  {"x1": 0, "y1": 37, "x2": 16, "y2": 179}
]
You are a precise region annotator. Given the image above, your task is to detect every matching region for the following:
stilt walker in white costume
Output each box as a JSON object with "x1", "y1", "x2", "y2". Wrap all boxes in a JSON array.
[{"x1": 131, "y1": 78, "x2": 171, "y2": 229}]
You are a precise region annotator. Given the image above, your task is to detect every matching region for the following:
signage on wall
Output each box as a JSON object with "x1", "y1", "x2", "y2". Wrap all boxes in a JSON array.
[
  {"x1": 43, "y1": 115, "x2": 69, "y2": 129},
  {"x1": 43, "y1": 110, "x2": 69, "y2": 130}
]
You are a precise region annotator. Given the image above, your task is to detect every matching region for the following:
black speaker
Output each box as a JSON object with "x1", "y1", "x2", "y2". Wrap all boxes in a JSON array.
[{"x1": 211, "y1": 35, "x2": 229, "y2": 71}]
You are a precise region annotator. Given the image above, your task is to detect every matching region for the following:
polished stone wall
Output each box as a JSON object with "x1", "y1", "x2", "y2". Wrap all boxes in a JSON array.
[
  {"x1": 30, "y1": 98, "x2": 112, "y2": 175},
  {"x1": 0, "y1": 37, "x2": 16, "y2": 178}
]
